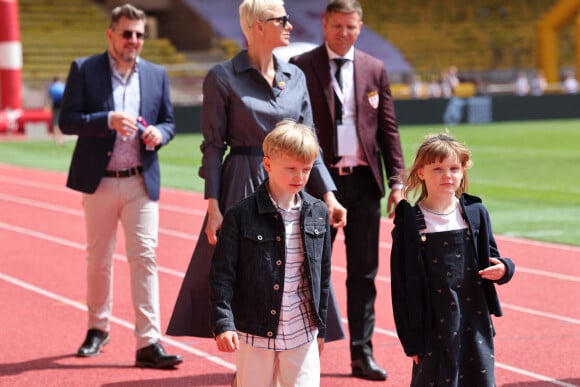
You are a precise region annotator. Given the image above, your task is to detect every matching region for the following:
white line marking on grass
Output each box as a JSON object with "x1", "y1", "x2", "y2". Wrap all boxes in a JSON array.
[{"x1": 0, "y1": 271, "x2": 235, "y2": 370}]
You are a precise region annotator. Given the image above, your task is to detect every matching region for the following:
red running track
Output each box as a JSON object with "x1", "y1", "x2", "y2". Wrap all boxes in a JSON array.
[{"x1": 0, "y1": 163, "x2": 579, "y2": 386}]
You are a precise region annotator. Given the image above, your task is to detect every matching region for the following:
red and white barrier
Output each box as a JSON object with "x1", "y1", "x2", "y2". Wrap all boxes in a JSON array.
[{"x1": 0, "y1": 0, "x2": 22, "y2": 111}]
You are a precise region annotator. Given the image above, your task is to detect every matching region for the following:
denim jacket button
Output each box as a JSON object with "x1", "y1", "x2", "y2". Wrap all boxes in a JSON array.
[
  {"x1": 273, "y1": 284, "x2": 280, "y2": 290},
  {"x1": 276, "y1": 260, "x2": 282, "y2": 266},
  {"x1": 314, "y1": 229, "x2": 319, "y2": 235},
  {"x1": 275, "y1": 236, "x2": 281, "y2": 242},
  {"x1": 257, "y1": 235, "x2": 263, "y2": 241},
  {"x1": 270, "y1": 309, "x2": 277, "y2": 315},
  {"x1": 267, "y1": 331, "x2": 273, "y2": 337}
]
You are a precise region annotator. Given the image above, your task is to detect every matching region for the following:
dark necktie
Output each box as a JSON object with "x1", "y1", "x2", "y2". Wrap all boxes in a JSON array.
[
  {"x1": 333, "y1": 58, "x2": 347, "y2": 125},
  {"x1": 333, "y1": 58, "x2": 347, "y2": 162}
]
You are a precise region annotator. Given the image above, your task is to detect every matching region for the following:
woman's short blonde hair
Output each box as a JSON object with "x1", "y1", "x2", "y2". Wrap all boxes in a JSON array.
[
  {"x1": 239, "y1": 0, "x2": 284, "y2": 41},
  {"x1": 263, "y1": 120, "x2": 319, "y2": 163}
]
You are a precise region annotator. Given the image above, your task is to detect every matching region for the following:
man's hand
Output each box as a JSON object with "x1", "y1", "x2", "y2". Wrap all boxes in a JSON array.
[
  {"x1": 323, "y1": 191, "x2": 347, "y2": 228},
  {"x1": 386, "y1": 187, "x2": 403, "y2": 218},
  {"x1": 110, "y1": 112, "x2": 137, "y2": 137},
  {"x1": 141, "y1": 125, "x2": 162, "y2": 147}
]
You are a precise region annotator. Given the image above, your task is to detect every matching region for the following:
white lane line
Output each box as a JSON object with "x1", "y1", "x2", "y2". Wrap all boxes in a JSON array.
[
  {"x1": 495, "y1": 362, "x2": 578, "y2": 387},
  {"x1": 2, "y1": 220, "x2": 578, "y2": 328},
  {"x1": 2, "y1": 191, "x2": 579, "y2": 284},
  {"x1": 1, "y1": 268, "x2": 572, "y2": 386},
  {"x1": 342, "y1": 318, "x2": 578, "y2": 387},
  {"x1": 2, "y1": 174, "x2": 580, "y2": 254},
  {"x1": 0, "y1": 271, "x2": 235, "y2": 371}
]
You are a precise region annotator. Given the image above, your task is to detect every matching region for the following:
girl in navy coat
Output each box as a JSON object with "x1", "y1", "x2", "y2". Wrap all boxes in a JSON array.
[{"x1": 390, "y1": 131, "x2": 515, "y2": 386}]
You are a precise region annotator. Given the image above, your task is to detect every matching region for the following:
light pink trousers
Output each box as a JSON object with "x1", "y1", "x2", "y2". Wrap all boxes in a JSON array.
[
  {"x1": 82, "y1": 175, "x2": 160, "y2": 350},
  {"x1": 236, "y1": 339, "x2": 320, "y2": 387}
]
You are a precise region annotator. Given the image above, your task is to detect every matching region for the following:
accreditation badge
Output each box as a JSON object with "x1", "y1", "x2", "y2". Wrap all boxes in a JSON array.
[{"x1": 367, "y1": 90, "x2": 379, "y2": 109}]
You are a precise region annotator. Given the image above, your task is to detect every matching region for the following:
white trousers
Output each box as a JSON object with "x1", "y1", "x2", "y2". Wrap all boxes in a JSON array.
[
  {"x1": 236, "y1": 339, "x2": 320, "y2": 387},
  {"x1": 82, "y1": 175, "x2": 160, "y2": 349}
]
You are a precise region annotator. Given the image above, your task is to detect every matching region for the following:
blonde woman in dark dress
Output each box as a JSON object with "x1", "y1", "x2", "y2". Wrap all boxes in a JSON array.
[{"x1": 167, "y1": 0, "x2": 347, "y2": 348}]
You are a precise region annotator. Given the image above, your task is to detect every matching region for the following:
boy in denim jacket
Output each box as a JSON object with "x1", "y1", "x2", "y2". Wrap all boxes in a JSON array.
[{"x1": 210, "y1": 120, "x2": 332, "y2": 386}]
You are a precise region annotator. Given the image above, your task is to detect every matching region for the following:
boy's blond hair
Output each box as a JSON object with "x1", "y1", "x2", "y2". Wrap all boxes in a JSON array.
[{"x1": 263, "y1": 120, "x2": 319, "y2": 163}]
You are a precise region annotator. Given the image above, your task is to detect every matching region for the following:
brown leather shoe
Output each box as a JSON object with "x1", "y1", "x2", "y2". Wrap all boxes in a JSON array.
[
  {"x1": 76, "y1": 329, "x2": 110, "y2": 357},
  {"x1": 351, "y1": 355, "x2": 388, "y2": 381},
  {"x1": 135, "y1": 341, "x2": 183, "y2": 369}
]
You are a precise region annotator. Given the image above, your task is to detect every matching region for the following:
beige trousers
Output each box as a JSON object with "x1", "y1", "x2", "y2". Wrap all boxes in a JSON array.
[
  {"x1": 82, "y1": 175, "x2": 160, "y2": 350},
  {"x1": 236, "y1": 339, "x2": 320, "y2": 387}
]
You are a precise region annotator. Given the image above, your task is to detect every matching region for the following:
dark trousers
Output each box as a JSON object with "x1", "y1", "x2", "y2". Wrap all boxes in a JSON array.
[{"x1": 330, "y1": 166, "x2": 382, "y2": 360}]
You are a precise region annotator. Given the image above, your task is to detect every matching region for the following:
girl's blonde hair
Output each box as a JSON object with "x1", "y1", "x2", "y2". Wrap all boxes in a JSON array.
[
  {"x1": 402, "y1": 130, "x2": 473, "y2": 203},
  {"x1": 239, "y1": 0, "x2": 284, "y2": 42},
  {"x1": 263, "y1": 120, "x2": 319, "y2": 163}
]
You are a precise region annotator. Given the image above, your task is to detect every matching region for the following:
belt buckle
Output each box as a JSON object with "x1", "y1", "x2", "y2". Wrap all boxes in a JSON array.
[{"x1": 338, "y1": 166, "x2": 353, "y2": 176}]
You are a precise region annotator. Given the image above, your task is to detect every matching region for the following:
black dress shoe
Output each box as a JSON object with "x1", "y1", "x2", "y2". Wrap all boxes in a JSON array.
[
  {"x1": 76, "y1": 329, "x2": 110, "y2": 357},
  {"x1": 135, "y1": 341, "x2": 183, "y2": 369},
  {"x1": 351, "y1": 355, "x2": 388, "y2": 381}
]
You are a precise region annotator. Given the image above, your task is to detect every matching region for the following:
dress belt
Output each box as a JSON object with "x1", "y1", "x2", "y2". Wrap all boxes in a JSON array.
[
  {"x1": 104, "y1": 166, "x2": 143, "y2": 178},
  {"x1": 229, "y1": 146, "x2": 263, "y2": 156}
]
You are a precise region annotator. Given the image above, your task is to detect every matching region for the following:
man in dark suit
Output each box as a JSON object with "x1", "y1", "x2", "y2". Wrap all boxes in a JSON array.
[
  {"x1": 59, "y1": 4, "x2": 182, "y2": 369},
  {"x1": 291, "y1": 0, "x2": 405, "y2": 380}
]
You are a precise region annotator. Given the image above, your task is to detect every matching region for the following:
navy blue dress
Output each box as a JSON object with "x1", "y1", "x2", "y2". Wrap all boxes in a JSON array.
[{"x1": 412, "y1": 225, "x2": 495, "y2": 386}]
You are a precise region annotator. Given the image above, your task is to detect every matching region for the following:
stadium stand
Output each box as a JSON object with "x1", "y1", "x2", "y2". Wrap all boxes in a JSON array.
[
  {"x1": 358, "y1": 0, "x2": 575, "y2": 76},
  {"x1": 19, "y1": 0, "x2": 186, "y2": 83}
]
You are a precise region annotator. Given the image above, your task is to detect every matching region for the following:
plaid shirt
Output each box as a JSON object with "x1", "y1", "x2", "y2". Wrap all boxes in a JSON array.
[{"x1": 238, "y1": 195, "x2": 318, "y2": 350}]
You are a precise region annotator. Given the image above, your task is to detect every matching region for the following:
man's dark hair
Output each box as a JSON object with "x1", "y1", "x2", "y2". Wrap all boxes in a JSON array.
[{"x1": 109, "y1": 3, "x2": 146, "y2": 28}]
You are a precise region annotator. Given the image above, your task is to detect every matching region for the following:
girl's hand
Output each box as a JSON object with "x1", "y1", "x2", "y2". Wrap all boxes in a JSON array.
[
  {"x1": 478, "y1": 257, "x2": 507, "y2": 281},
  {"x1": 411, "y1": 355, "x2": 421, "y2": 365},
  {"x1": 317, "y1": 337, "x2": 324, "y2": 355}
]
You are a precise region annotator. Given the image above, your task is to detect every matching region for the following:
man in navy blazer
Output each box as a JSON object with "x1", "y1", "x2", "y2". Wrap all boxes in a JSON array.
[
  {"x1": 291, "y1": 0, "x2": 405, "y2": 380},
  {"x1": 59, "y1": 4, "x2": 181, "y2": 369}
]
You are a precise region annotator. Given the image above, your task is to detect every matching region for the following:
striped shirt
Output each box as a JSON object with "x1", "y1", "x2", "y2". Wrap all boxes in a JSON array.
[{"x1": 238, "y1": 195, "x2": 318, "y2": 350}]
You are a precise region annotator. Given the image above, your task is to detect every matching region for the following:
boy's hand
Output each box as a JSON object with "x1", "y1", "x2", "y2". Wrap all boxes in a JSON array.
[
  {"x1": 216, "y1": 331, "x2": 239, "y2": 352},
  {"x1": 478, "y1": 257, "x2": 507, "y2": 281},
  {"x1": 317, "y1": 337, "x2": 324, "y2": 355}
]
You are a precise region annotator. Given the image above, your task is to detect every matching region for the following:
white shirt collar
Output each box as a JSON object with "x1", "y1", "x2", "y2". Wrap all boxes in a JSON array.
[{"x1": 325, "y1": 43, "x2": 355, "y2": 62}]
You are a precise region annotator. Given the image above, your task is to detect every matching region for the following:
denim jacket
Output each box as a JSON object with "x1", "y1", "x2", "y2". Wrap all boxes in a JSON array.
[{"x1": 210, "y1": 180, "x2": 332, "y2": 339}]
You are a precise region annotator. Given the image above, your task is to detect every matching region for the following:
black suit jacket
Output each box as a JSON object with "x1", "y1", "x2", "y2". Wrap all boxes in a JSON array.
[
  {"x1": 291, "y1": 45, "x2": 404, "y2": 196},
  {"x1": 59, "y1": 52, "x2": 175, "y2": 201}
]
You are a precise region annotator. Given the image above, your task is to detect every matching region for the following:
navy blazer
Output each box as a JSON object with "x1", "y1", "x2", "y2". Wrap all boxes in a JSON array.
[
  {"x1": 390, "y1": 193, "x2": 515, "y2": 357},
  {"x1": 59, "y1": 52, "x2": 175, "y2": 201},
  {"x1": 290, "y1": 45, "x2": 405, "y2": 196}
]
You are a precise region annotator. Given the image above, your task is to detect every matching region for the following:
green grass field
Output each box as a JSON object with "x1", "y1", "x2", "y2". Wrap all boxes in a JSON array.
[{"x1": 1, "y1": 119, "x2": 579, "y2": 246}]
